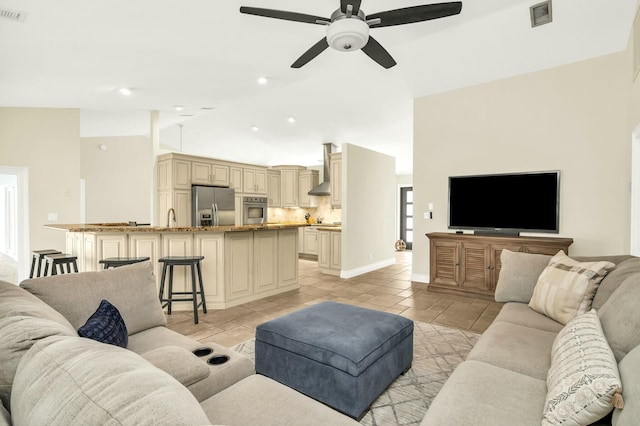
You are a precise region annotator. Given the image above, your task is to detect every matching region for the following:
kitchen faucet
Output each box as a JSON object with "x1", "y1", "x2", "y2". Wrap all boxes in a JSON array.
[{"x1": 166, "y1": 208, "x2": 176, "y2": 228}]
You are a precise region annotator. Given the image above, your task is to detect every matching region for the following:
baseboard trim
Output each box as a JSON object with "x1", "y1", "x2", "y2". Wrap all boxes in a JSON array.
[
  {"x1": 340, "y1": 258, "x2": 396, "y2": 279},
  {"x1": 411, "y1": 273, "x2": 429, "y2": 283}
]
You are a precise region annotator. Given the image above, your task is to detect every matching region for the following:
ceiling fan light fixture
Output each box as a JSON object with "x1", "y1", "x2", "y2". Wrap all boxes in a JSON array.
[{"x1": 326, "y1": 18, "x2": 369, "y2": 52}]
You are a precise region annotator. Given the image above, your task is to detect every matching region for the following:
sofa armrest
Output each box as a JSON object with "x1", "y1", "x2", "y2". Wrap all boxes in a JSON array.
[{"x1": 141, "y1": 346, "x2": 210, "y2": 387}]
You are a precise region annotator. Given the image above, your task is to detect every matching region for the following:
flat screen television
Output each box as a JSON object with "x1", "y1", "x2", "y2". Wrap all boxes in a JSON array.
[{"x1": 448, "y1": 170, "x2": 560, "y2": 236}]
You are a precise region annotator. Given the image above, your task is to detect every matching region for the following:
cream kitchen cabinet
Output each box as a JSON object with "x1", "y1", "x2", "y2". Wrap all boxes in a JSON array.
[
  {"x1": 303, "y1": 227, "x2": 318, "y2": 256},
  {"x1": 129, "y1": 233, "x2": 161, "y2": 279},
  {"x1": 230, "y1": 166, "x2": 243, "y2": 192},
  {"x1": 194, "y1": 233, "x2": 226, "y2": 308},
  {"x1": 243, "y1": 167, "x2": 267, "y2": 195},
  {"x1": 267, "y1": 170, "x2": 281, "y2": 207},
  {"x1": 275, "y1": 166, "x2": 305, "y2": 207},
  {"x1": 234, "y1": 193, "x2": 243, "y2": 226},
  {"x1": 330, "y1": 152, "x2": 342, "y2": 208},
  {"x1": 191, "y1": 161, "x2": 230, "y2": 187},
  {"x1": 279, "y1": 228, "x2": 299, "y2": 289},
  {"x1": 225, "y1": 231, "x2": 254, "y2": 302},
  {"x1": 158, "y1": 189, "x2": 190, "y2": 227},
  {"x1": 298, "y1": 170, "x2": 319, "y2": 208},
  {"x1": 157, "y1": 158, "x2": 190, "y2": 190},
  {"x1": 318, "y1": 230, "x2": 341, "y2": 276},
  {"x1": 253, "y1": 230, "x2": 278, "y2": 295}
]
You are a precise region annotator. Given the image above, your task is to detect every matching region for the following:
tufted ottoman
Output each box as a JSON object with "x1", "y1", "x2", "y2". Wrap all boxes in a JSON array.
[{"x1": 255, "y1": 301, "x2": 414, "y2": 420}]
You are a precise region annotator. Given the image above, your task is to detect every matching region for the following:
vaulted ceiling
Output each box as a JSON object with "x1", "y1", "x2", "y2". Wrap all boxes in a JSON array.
[{"x1": 0, "y1": 0, "x2": 636, "y2": 173}]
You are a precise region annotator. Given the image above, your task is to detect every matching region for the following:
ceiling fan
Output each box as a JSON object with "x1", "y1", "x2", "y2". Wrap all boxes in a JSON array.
[{"x1": 239, "y1": 1, "x2": 462, "y2": 69}]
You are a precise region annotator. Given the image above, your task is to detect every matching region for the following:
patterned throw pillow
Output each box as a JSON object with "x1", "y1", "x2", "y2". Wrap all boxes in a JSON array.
[
  {"x1": 529, "y1": 251, "x2": 615, "y2": 324},
  {"x1": 77, "y1": 299, "x2": 128, "y2": 348},
  {"x1": 543, "y1": 309, "x2": 624, "y2": 426}
]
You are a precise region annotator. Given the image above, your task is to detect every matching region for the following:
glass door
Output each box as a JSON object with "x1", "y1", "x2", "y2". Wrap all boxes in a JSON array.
[{"x1": 399, "y1": 187, "x2": 413, "y2": 250}]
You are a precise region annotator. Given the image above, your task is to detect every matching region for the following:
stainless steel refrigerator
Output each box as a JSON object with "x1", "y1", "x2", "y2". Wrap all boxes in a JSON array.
[{"x1": 191, "y1": 186, "x2": 235, "y2": 226}]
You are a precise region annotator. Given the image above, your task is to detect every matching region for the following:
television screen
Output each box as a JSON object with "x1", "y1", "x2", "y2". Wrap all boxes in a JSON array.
[{"x1": 448, "y1": 171, "x2": 560, "y2": 234}]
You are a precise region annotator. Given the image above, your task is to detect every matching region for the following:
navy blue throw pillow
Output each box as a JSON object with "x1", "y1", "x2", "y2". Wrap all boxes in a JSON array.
[{"x1": 78, "y1": 299, "x2": 128, "y2": 348}]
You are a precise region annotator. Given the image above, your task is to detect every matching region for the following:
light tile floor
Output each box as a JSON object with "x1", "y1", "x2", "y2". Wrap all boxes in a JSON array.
[{"x1": 166, "y1": 251, "x2": 504, "y2": 347}]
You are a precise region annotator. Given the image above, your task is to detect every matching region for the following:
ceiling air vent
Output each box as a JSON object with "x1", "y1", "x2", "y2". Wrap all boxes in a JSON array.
[
  {"x1": 0, "y1": 8, "x2": 28, "y2": 23},
  {"x1": 530, "y1": 1, "x2": 552, "y2": 28}
]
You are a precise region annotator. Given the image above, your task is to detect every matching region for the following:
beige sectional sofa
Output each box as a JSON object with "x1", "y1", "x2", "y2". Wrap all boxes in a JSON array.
[
  {"x1": 422, "y1": 252, "x2": 640, "y2": 426},
  {"x1": 0, "y1": 262, "x2": 359, "y2": 426}
]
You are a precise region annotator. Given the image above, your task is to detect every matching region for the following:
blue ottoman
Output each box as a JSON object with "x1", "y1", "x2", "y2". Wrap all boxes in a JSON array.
[{"x1": 255, "y1": 301, "x2": 414, "y2": 420}]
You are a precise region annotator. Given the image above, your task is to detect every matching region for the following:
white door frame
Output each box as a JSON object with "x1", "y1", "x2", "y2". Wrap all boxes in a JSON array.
[
  {"x1": 0, "y1": 166, "x2": 29, "y2": 282},
  {"x1": 631, "y1": 124, "x2": 640, "y2": 256}
]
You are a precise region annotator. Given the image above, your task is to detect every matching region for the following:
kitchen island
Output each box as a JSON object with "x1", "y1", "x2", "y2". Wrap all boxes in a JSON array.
[{"x1": 46, "y1": 222, "x2": 308, "y2": 309}]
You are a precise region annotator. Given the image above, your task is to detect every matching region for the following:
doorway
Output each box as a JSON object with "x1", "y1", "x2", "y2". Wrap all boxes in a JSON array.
[
  {"x1": 0, "y1": 166, "x2": 29, "y2": 284},
  {"x1": 399, "y1": 186, "x2": 413, "y2": 250}
]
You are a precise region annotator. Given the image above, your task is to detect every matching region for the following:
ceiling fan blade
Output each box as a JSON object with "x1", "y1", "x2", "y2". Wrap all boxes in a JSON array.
[
  {"x1": 291, "y1": 38, "x2": 330, "y2": 68},
  {"x1": 340, "y1": 0, "x2": 362, "y2": 15},
  {"x1": 367, "y1": 2, "x2": 462, "y2": 28},
  {"x1": 361, "y1": 36, "x2": 397, "y2": 69},
  {"x1": 239, "y1": 7, "x2": 330, "y2": 25}
]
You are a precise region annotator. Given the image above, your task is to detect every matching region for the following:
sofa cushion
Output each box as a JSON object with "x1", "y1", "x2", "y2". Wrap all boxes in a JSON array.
[
  {"x1": 200, "y1": 374, "x2": 360, "y2": 426},
  {"x1": 466, "y1": 321, "x2": 557, "y2": 380},
  {"x1": 0, "y1": 280, "x2": 73, "y2": 329},
  {"x1": 10, "y1": 335, "x2": 211, "y2": 426},
  {"x1": 592, "y1": 257, "x2": 640, "y2": 310},
  {"x1": 128, "y1": 326, "x2": 254, "y2": 402},
  {"x1": 494, "y1": 250, "x2": 551, "y2": 303},
  {"x1": 141, "y1": 346, "x2": 210, "y2": 387},
  {"x1": 20, "y1": 261, "x2": 166, "y2": 335},
  {"x1": 0, "y1": 402, "x2": 9, "y2": 426},
  {"x1": 613, "y1": 344, "x2": 640, "y2": 426},
  {"x1": 77, "y1": 299, "x2": 128, "y2": 348},
  {"x1": 529, "y1": 251, "x2": 615, "y2": 325},
  {"x1": 598, "y1": 273, "x2": 640, "y2": 362},
  {"x1": 420, "y1": 360, "x2": 547, "y2": 426},
  {"x1": 0, "y1": 315, "x2": 76, "y2": 411},
  {"x1": 493, "y1": 303, "x2": 564, "y2": 333},
  {"x1": 543, "y1": 310, "x2": 622, "y2": 426}
]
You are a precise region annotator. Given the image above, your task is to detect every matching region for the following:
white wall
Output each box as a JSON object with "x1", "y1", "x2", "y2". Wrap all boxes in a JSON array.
[
  {"x1": 342, "y1": 143, "x2": 396, "y2": 276},
  {"x1": 81, "y1": 136, "x2": 153, "y2": 223},
  {"x1": 0, "y1": 108, "x2": 81, "y2": 266},
  {"x1": 413, "y1": 51, "x2": 631, "y2": 282}
]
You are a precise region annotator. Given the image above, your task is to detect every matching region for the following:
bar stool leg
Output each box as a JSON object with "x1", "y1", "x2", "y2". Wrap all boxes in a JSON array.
[
  {"x1": 159, "y1": 262, "x2": 168, "y2": 306},
  {"x1": 196, "y1": 261, "x2": 207, "y2": 314},
  {"x1": 50, "y1": 260, "x2": 57, "y2": 276},
  {"x1": 167, "y1": 265, "x2": 174, "y2": 315},
  {"x1": 191, "y1": 264, "x2": 199, "y2": 324},
  {"x1": 72, "y1": 260, "x2": 78, "y2": 273},
  {"x1": 29, "y1": 255, "x2": 37, "y2": 279}
]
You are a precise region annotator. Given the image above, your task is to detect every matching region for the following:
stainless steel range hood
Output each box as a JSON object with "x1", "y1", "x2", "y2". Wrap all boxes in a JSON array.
[{"x1": 308, "y1": 142, "x2": 336, "y2": 197}]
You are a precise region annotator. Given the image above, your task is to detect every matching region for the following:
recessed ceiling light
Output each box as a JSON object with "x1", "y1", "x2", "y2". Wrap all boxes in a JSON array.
[
  {"x1": 174, "y1": 105, "x2": 184, "y2": 111},
  {"x1": 119, "y1": 87, "x2": 132, "y2": 96},
  {"x1": 251, "y1": 125, "x2": 260, "y2": 132},
  {"x1": 257, "y1": 77, "x2": 268, "y2": 85},
  {"x1": 201, "y1": 107, "x2": 214, "y2": 110},
  {"x1": 287, "y1": 116, "x2": 296, "y2": 124}
]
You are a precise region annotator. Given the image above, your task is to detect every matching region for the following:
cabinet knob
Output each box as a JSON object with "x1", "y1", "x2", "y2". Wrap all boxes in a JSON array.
[{"x1": 487, "y1": 266, "x2": 494, "y2": 270}]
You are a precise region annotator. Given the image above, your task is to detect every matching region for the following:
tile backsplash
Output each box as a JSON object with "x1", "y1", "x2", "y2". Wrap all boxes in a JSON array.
[{"x1": 268, "y1": 196, "x2": 341, "y2": 224}]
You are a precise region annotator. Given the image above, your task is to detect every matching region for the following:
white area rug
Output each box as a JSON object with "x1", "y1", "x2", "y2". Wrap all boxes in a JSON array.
[{"x1": 232, "y1": 321, "x2": 480, "y2": 425}]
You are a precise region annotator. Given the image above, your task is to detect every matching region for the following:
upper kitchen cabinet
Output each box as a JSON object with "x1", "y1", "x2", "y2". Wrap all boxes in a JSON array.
[
  {"x1": 157, "y1": 156, "x2": 191, "y2": 190},
  {"x1": 191, "y1": 161, "x2": 230, "y2": 187},
  {"x1": 330, "y1": 152, "x2": 342, "y2": 208},
  {"x1": 243, "y1": 166, "x2": 267, "y2": 195},
  {"x1": 267, "y1": 170, "x2": 281, "y2": 207},
  {"x1": 229, "y1": 166, "x2": 243, "y2": 192},
  {"x1": 274, "y1": 166, "x2": 306, "y2": 208},
  {"x1": 298, "y1": 170, "x2": 319, "y2": 208}
]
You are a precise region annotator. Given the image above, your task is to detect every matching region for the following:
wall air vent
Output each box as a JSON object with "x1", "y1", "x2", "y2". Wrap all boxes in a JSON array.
[
  {"x1": 530, "y1": 1, "x2": 552, "y2": 28},
  {"x1": 0, "y1": 8, "x2": 28, "y2": 23}
]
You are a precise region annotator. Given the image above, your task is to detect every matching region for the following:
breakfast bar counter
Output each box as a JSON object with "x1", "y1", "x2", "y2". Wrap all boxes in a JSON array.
[{"x1": 47, "y1": 222, "x2": 309, "y2": 309}]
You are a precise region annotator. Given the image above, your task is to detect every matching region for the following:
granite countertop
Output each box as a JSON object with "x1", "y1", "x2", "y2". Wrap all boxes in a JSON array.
[{"x1": 45, "y1": 222, "x2": 315, "y2": 233}]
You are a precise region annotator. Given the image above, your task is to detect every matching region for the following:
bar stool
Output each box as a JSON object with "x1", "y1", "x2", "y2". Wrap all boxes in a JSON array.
[
  {"x1": 30, "y1": 249, "x2": 61, "y2": 278},
  {"x1": 99, "y1": 257, "x2": 150, "y2": 269},
  {"x1": 158, "y1": 256, "x2": 206, "y2": 324},
  {"x1": 44, "y1": 253, "x2": 78, "y2": 276}
]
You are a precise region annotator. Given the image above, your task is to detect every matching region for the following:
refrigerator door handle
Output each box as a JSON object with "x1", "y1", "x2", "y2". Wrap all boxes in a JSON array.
[{"x1": 213, "y1": 203, "x2": 218, "y2": 226}]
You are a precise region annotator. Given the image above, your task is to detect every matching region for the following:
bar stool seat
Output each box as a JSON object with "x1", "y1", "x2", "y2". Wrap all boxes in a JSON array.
[
  {"x1": 44, "y1": 253, "x2": 78, "y2": 276},
  {"x1": 158, "y1": 256, "x2": 206, "y2": 324},
  {"x1": 30, "y1": 249, "x2": 61, "y2": 278},
  {"x1": 99, "y1": 257, "x2": 150, "y2": 269}
]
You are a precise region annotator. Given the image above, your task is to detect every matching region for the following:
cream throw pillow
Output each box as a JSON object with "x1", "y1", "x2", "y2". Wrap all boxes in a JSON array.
[
  {"x1": 529, "y1": 251, "x2": 614, "y2": 325},
  {"x1": 543, "y1": 309, "x2": 624, "y2": 426}
]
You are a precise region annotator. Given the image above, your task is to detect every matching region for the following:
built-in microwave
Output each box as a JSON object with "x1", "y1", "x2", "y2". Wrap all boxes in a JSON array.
[{"x1": 243, "y1": 196, "x2": 268, "y2": 225}]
